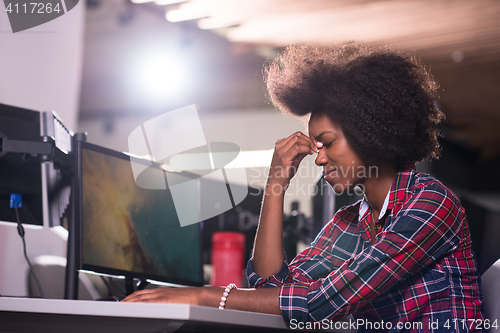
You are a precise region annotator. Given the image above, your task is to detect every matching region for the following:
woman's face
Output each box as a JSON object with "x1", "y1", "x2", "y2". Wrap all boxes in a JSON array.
[{"x1": 308, "y1": 113, "x2": 368, "y2": 192}]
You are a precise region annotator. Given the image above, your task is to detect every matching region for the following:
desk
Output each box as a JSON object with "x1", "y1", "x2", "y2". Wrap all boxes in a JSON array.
[{"x1": 0, "y1": 297, "x2": 289, "y2": 333}]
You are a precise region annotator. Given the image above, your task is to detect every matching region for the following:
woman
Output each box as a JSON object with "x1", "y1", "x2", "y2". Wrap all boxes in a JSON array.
[{"x1": 124, "y1": 42, "x2": 484, "y2": 332}]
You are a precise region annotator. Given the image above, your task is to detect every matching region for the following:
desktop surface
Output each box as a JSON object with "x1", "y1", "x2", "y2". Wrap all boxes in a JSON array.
[{"x1": 0, "y1": 296, "x2": 290, "y2": 333}]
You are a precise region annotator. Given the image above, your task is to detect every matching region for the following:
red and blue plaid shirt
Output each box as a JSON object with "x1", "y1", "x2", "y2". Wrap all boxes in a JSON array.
[{"x1": 247, "y1": 166, "x2": 484, "y2": 332}]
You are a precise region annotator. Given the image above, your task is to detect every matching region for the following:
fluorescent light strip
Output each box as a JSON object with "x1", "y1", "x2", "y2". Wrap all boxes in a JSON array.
[
  {"x1": 162, "y1": 149, "x2": 273, "y2": 171},
  {"x1": 155, "y1": 0, "x2": 187, "y2": 5},
  {"x1": 166, "y1": 9, "x2": 208, "y2": 22}
]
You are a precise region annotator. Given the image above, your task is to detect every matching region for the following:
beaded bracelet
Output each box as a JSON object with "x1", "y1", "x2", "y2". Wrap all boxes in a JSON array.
[{"x1": 218, "y1": 283, "x2": 237, "y2": 309}]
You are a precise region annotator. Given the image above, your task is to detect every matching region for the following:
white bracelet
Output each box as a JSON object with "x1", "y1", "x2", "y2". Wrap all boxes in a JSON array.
[{"x1": 218, "y1": 283, "x2": 237, "y2": 309}]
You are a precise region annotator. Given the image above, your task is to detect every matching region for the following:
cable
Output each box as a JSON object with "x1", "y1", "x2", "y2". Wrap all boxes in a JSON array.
[{"x1": 14, "y1": 206, "x2": 45, "y2": 298}]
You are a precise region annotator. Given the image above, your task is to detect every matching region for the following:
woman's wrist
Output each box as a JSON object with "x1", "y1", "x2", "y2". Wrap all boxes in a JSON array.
[
  {"x1": 264, "y1": 180, "x2": 288, "y2": 196},
  {"x1": 199, "y1": 286, "x2": 225, "y2": 307}
]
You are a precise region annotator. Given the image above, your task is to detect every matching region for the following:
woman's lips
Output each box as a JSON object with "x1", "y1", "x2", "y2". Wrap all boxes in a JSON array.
[{"x1": 324, "y1": 166, "x2": 338, "y2": 179}]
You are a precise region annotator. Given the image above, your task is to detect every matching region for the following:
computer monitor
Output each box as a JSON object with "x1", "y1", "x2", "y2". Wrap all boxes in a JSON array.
[
  {"x1": 0, "y1": 103, "x2": 74, "y2": 228},
  {"x1": 75, "y1": 141, "x2": 204, "y2": 288},
  {"x1": 0, "y1": 104, "x2": 44, "y2": 225}
]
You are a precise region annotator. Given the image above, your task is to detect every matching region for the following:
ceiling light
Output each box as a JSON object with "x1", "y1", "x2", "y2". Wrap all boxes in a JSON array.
[
  {"x1": 166, "y1": 9, "x2": 208, "y2": 22},
  {"x1": 134, "y1": 51, "x2": 189, "y2": 101},
  {"x1": 165, "y1": 1, "x2": 212, "y2": 22},
  {"x1": 155, "y1": 0, "x2": 187, "y2": 5},
  {"x1": 197, "y1": 17, "x2": 231, "y2": 30}
]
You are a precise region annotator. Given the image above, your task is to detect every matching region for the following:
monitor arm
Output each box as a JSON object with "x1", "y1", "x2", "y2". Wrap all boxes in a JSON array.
[
  {"x1": 0, "y1": 133, "x2": 72, "y2": 169},
  {"x1": 0, "y1": 133, "x2": 52, "y2": 157}
]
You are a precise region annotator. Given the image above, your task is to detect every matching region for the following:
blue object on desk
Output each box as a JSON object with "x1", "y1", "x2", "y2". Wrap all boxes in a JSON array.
[{"x1": 10, "y1": 193, "x2": 22, "y2": 208}]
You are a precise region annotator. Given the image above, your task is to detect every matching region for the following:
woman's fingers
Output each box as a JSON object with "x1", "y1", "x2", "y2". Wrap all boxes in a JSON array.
[
  {"x1": 122, "y1": 288, "x2": 177, "y2": 303},
  {"x1": 268, "y1": 132, "x2": 319, "y2": 187},
  {"x1": 276, "y1": 132, "x2": 317, "y2": 153},
  {"x1": 276, "y1": 133, "x2": 317, "y2": 166},
  {"x1": 282, "y1": 136, "x2": 315, "y2": 157},
  {"x1": 122, "y1": 289, "x2": 158, "y2": 302}
]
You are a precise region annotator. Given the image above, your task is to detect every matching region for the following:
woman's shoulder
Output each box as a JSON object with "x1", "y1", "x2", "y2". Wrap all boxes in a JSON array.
[
  {"x1": 409, "y1": 171, "x2": 460, "y2": 202},
  {"x1": 398, "y1": 170, "x2": 464, "y2": 218}
]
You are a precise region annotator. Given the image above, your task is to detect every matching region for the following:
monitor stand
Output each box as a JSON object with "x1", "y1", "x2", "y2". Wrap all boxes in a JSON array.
[{"x1": 124, "y1": 276, "x2": 148, "y2": 297}]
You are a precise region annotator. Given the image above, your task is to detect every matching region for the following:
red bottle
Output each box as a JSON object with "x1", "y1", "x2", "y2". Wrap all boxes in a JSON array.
[{"x1": 210, "y1": 232, "x2": 245, "y2": 287}]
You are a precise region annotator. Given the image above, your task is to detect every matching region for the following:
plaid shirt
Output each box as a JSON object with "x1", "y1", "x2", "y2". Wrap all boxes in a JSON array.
[{"x1": 247, "y1": 166, "x2": 484, "y2": 332}]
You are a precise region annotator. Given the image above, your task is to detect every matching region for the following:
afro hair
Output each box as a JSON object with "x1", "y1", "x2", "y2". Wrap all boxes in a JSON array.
[{"x1": 265, "y1": 42, "x2": 444, "y2": 166}]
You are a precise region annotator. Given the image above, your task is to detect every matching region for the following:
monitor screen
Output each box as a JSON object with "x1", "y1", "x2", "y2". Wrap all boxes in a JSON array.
[{"x1": 77, "y1": 141, "x2": 203, "y2": 286}]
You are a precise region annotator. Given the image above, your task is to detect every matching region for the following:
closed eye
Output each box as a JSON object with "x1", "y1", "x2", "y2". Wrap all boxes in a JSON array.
[{"x1": 323, "y1": 141, "x2": 335, "y2": 148}]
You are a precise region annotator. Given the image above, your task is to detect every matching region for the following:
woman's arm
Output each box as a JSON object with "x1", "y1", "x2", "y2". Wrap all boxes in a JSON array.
[
  {"x1": 252, "y1": 132, "x2": 318, "y2": 279},
  {"x1": 122, "y1": 285, "x2": 282, "y2": 315},
  {"x1": 251, "y1": 184, "x2": 286, "y2": 279}
]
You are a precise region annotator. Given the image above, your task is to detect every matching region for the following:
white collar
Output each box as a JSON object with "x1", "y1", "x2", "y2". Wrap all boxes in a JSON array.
[{"x1": 358, "y1": 189, "x2": 391, "y2": 222}]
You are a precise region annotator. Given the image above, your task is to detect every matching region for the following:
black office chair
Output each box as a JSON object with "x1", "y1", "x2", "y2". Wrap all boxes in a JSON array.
[{"x1": 481, "y1": 257, "x2": 500, "y2": 332}]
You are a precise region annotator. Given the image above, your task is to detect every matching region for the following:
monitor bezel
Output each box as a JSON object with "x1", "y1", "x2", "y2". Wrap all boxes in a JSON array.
[{"x1": 75, "y1": 140, "x2": 204, "y2": 287}]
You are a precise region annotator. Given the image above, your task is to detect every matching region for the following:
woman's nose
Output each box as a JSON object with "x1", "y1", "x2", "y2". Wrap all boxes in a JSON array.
[{"x1": 315, "y1": 149, "x2": 327, "y2": 166}]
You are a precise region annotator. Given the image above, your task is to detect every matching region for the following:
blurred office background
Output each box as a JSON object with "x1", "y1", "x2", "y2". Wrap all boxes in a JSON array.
[
  {"x1": 78, "y1": 0, "x2": 500, "y2": 274},
  {"x1": 1, "y1": 0, "x2": 500, "y2": 296},
  {"x1": 80, "y1": 0, "x2": 500, "y2": 215}
]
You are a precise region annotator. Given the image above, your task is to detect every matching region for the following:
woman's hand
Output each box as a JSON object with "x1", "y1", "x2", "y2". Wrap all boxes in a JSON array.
[
  {"x1": 122, "y1": 287, "x2": 201, "y2": 304},
  {"x1": 268, "y1": 131, "x2": 318, "y2": 193}
]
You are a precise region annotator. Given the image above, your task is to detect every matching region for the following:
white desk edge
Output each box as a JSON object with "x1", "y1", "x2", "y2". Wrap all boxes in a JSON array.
[{"x1": 0, "y1": 296, "x2": 289, "y2": 329}]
